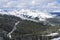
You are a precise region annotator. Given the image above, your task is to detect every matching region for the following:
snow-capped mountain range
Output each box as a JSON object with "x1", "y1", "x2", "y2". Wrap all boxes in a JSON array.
[{"x1": 0, "y1": 9, "x2": 57, "y2": 22}]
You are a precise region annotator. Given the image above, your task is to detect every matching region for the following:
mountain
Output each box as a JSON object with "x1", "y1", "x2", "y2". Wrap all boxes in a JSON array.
[
  {"x1": 0, "y1": 9, "x2": 60, "y2": 40},
  {"x1": 51, "y1": 12, "x2": 60, "y2": 16},
  {"x1": 0, "y1": 9, "x2": 57, "y2": 22},
  {"x1": 0, "y1": 12, "x2": 54, "y2": 40}
]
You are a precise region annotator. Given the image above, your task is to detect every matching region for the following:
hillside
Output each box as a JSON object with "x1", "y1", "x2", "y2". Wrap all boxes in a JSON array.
[{"x1": 0, "y1": 14, "x2": 60, "y2": 40}]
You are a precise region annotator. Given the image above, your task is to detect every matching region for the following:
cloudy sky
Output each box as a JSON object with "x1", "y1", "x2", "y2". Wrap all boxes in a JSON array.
[{"x1": 0, "y1": 0, "x2": 60, "y2": 12}]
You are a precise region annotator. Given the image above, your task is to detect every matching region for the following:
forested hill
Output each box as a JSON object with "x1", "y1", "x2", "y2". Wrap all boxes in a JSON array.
[{"x1": 0, "y1": 14, "x2": 60, "y2": 40}]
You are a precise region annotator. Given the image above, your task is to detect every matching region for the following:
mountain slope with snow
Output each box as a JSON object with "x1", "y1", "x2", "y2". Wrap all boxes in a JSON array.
[{"x1": 0, "y1": 9, "x2": 57, "y2": 22}]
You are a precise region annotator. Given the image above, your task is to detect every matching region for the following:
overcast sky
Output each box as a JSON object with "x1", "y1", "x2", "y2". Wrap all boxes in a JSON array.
[{"x1": 0, "y1": 0, "x2": 60, "y2": 12}]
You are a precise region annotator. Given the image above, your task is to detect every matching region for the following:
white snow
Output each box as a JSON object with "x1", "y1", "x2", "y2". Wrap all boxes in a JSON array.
[
  {"x1": 51, "y1": 37, "x2": 60, "y2": 40},
  {"x1": 19, "y1": 9, "x2": 55, "y2": 18},
  {"x1": 0, "y1": 9, "x2": 57, "y2": 22},
  {"x1": 7, "y1": 21, "x2": 20, "y2": 39},
  {"x1": 46, "y1": 33, "x2": 59, "y2": 36}
]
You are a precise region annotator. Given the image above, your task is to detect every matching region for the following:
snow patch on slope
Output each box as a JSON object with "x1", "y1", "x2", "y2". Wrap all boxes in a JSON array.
[{"x1": 51, "y1": 37, "x2": 60, "y2": 40}]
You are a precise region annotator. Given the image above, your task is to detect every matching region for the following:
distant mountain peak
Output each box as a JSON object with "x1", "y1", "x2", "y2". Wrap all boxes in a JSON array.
[{"x1": 0, "y1": 9, "x2": 57, "y2": 22}]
